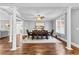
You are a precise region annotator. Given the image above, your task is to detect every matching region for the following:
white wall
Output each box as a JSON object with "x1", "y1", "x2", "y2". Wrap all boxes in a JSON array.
[
  {"x1": 0, "y1": 9, "x2": 11, "y2": 31},
  {"x1": 51, "y1": 9, "x2": 79, "y2": 47},
  {"x1": 23, "y1": 20, "x2": 35, "y2": 34},
  {"x1": 52, "y1": 13, "x2": 67, "y2": 39},
  {"x1": 23, "y1": 20, "x2": 54, "y2": 34},
  {"x1": 0, "y1": 20, "x2": 9, "y2": 31},
  {"x1": 16, "y1": 21, "x2": 23, "y2": 34},
  {"x1": 71, "y1": 9, "x2": 79, "y2": 44},
  {"x1": 0, "y1": 9, "x2": 11, "y2": 38},
  {"x1": 45, "y1": 21, "x2": 53, "y2": 32},
  {"x1": 0, "y1": 9, "x2": 11, "y2": 20}
]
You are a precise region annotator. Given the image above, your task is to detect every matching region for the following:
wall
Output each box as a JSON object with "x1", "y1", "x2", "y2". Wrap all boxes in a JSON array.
[
  {"x1": 16, "y1": 20, "x2": 23, "y2": 34},
  {"x1": 0, "y1": 20, "x2": 10, "y2": 31},
  {"x1": 23, "y1": 20, "x2": 35, "y2": 34},
  {"x1": 58, "y1": 14, "x2": 67, "y2": 39},
  {"x1": 0, "y1": 8, "x2": 24, "y2": 38},
  {"x1": 45, "y1": 20, "x2": 53, "y2": 32},
  {"x1": 0, "y1": 9, "x2": 11, "y2": 38},
  {"x1": 71, "y1": 9, "x2": 79, "y2": 44},
  {"x1": 0, "y1": 9, "x2": 11, "y2": 31},
  {"x1": 52, "y1": 9, "x2": 79, "y2": 47},
  {"x1": 23, "y1": 20, "x2": 54, "y2": 34},
  {"x1": 52, "y1": 13, "x2": 67, "y2": 39},
  {"x1": 50, "y1": 9, "x2": 79, "y2": 47},
  {"x1": 0, "y1": 9, "x2": 10, "y2": 20}
]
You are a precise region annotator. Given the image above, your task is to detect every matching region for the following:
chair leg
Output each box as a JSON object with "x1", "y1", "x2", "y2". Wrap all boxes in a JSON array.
[
  {"x1": 41, "y1": 36, "x2": 43, "y2": 39},
  {"x1": 46, "y1": 36, "x2": 48, "y2": 39},
  {"x1": 37, "y1": 36, "x2": 39, "y2": 39},
  {"x1": 28, "y1": 35, "x2": 29, "y2": 38},
  {"x1": 32, "y1": 36, "x2": 34, "y2": 40}
]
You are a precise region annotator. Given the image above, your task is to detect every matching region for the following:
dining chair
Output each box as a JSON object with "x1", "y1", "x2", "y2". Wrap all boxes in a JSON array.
[{"x1": 26, "y1": 30, "x2": 32, "y2": 38}]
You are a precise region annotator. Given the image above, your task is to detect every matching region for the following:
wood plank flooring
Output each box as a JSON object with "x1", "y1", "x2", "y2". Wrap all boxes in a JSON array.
[{"x1": 0, "y1": 37, "x2": 79, "y2": 55}]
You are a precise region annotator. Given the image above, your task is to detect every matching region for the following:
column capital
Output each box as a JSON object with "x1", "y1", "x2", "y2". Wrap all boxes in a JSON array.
[{"x1": 67, "y1": 6, "x2": 72, "y2": 11}]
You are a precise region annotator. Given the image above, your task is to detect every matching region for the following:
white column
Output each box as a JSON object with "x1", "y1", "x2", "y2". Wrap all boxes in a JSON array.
[
  {"x1": 18, "y1": 32, "x2": 23, "y2": 48},
  {"x1": 66, "y1": 7, "x2": 73, "y2": 50},
  {"x1": 19, "y1": 22, "x2": 23, "y2": 47},
  {"x1": 11, "y1": 7, "x2": 17, "y2": 50},
  {"x1": 18, "y1": 25, "x2": 23, "y2": 48},
  {"x1": 9, "y1": 15, "x2": 12, "y2": 42}
]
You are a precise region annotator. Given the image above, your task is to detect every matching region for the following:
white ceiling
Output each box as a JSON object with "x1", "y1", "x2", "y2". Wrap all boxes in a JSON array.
[
  {"x1": 0, "y1": 3, "x2": 79, "y2": 7},
  {"x1": 0, "y1": 3, "x2": 79, "y2": 21},
  {"x1": 17, "y1": 7, "x2": 67, "y2": 21}
]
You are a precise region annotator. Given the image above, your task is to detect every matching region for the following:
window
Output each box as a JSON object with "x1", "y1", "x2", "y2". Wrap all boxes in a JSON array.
[{"x1": 56, "y1": 19, "x2": 65, "y2": 34}]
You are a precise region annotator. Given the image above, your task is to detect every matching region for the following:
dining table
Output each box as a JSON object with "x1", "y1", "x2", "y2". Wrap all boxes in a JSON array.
[{"x1": 32, "y1": 30, "x2": 48, "y2": 39}]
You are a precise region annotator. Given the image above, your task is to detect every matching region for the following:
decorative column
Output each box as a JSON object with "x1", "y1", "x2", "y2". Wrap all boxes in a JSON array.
[
  {"x1": 9, "y1": 15, "x2": 13, "y2": 42},
  {"x1": 17, "y1": 21, "x2": 23, "y2": 48},
  {"x1": 11, "y1": 7, "x2": 17, "y2": 50},
  {"x1": 66, "y1": 7, "x2": 73, "y2": 50}
]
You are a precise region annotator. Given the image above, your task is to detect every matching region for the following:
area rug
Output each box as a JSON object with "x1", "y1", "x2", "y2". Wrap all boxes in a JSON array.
[{"x1": 23, "y1": 36, "x2": 61, "y2": 43}]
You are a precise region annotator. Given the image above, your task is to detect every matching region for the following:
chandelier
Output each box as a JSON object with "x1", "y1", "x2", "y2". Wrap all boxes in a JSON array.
[
  {"x1": 35, "y1": 15, "x2": 45, "y2": 30},
  {"x1": 36, "y1": 15, "x2": 45, "y2": 21}
]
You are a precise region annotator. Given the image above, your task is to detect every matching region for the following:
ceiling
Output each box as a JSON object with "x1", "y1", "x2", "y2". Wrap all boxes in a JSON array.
[
  {"x1": 17, "y1": 7, "x2": 67, "y2": 21},
  {"x1": 0, "y1": 3, "x2": 79, "y2": 21},
  {"x1": 0, "y1": 3, "x2": 79, "y2": 7}
]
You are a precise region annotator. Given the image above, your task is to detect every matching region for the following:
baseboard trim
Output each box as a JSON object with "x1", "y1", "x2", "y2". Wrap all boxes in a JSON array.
[
  {"x1": 72, "y1": 42, "x2": 79, "y2": 48},
  {"x1": 65, "y1": 47, "x2": 73, "y2": 50},
  {"x1": 17, "y1": 47, "x2": 21, "y2": 48},
  {"x1": 58, "y1": 36, "x2": 79, "y2": 48},
  {"x1": 8, "y1": 41, "x2": 12, "y2": 42},
  {"x1": 57, "y1": 36, "x2": 67, "y2": 42},
  {"x1": 0, "y1": 36, "x2": 9, "y2": 39},
  {"x1": 10, "y1": 47, "x2": 18, "y2": 51}
]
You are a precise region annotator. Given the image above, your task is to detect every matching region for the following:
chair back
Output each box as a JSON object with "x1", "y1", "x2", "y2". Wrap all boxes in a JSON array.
[
  {"x1": 26, "y1": 30, "x2": 30, "y2": 35},
  {"x1": 51, "y1": 29, "x2": 54, "y2": 35}
]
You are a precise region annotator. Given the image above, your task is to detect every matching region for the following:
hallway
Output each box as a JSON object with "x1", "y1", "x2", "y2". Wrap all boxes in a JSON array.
[{"x1": 0, "y1": 37, "x2": 79, "y2": 55}]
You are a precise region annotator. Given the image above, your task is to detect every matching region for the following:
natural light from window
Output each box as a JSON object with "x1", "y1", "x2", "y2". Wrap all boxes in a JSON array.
[{"x1": 56, "y1": 15, "x2": 65, "y2": 35}]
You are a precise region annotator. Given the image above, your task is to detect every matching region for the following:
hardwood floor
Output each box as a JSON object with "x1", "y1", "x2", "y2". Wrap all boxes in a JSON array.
[{"x1": 0, "y1": 37, "x2": 79, "y2": 55}]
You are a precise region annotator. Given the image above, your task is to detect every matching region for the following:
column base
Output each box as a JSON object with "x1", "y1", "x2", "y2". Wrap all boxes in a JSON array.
[
  {"x1": 17, "y1": 46, "x2": 21, "y2": 48},
  {"x1": 8, "y1": 41, "x2": 12, "y2": 43},
  {"x1": 10, "y1": 48, "x2": 17, "y2": 51},
  {"x1": 65, "y1": 47, "x2": 73, "y2": 50}
]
